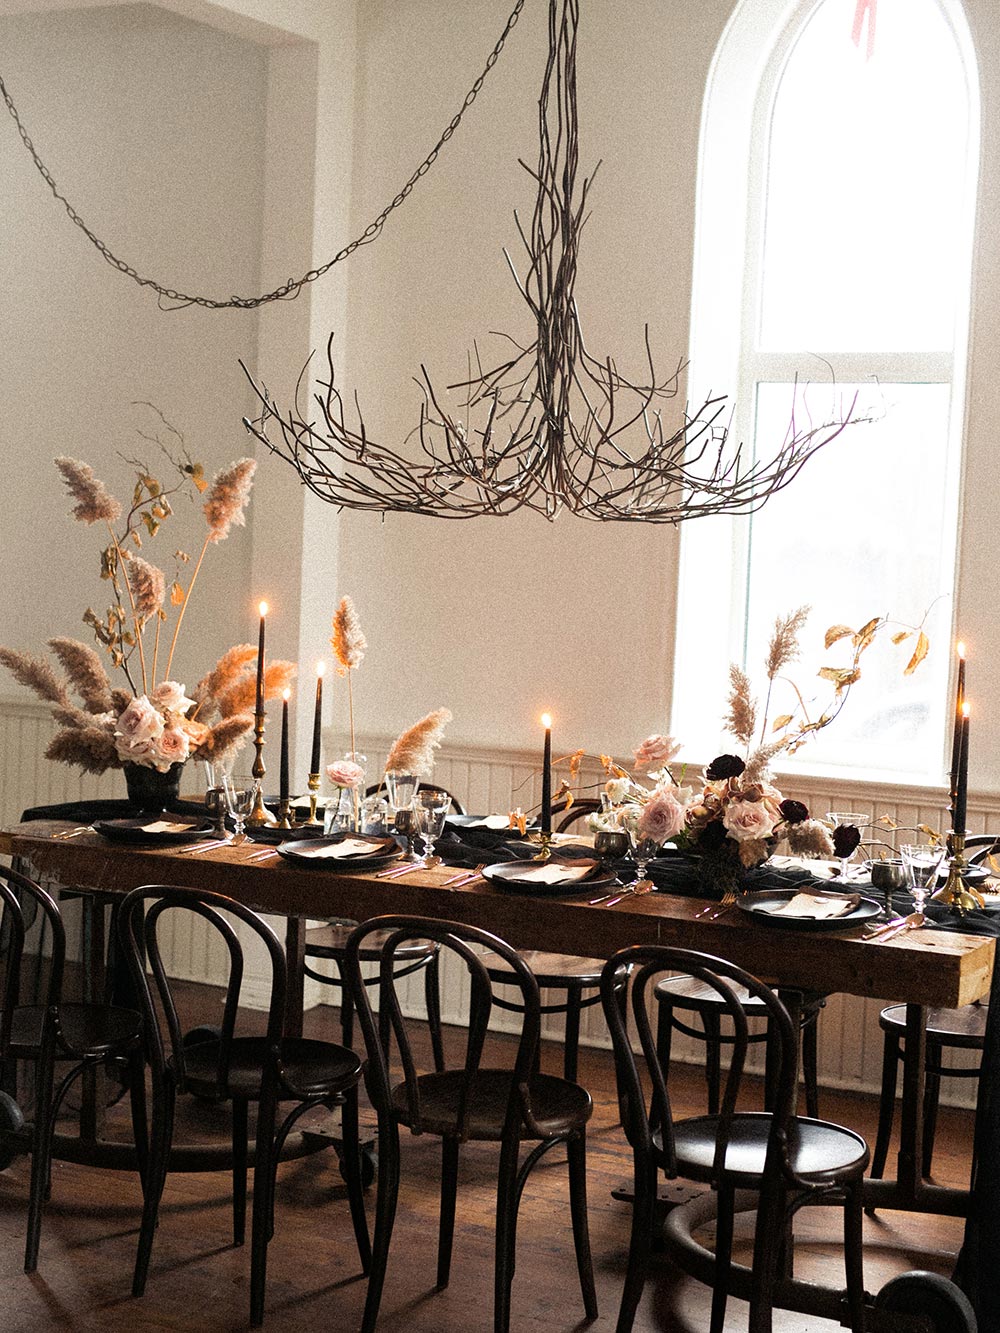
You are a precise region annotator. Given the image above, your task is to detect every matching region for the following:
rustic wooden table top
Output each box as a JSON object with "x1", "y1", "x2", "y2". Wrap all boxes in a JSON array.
[{"x1": 4, "y1": 819, "x2": 993, "y2": 1009}]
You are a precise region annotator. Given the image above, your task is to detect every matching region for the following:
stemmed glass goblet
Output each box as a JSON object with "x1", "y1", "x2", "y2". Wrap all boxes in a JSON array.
[
  {"x1": 386, "y1": 772, "x2": 420, "y2": 860},
  {"x1": 900, "y1": 842, "x2": 946, "y2": 918},
  {"x1": 826, "y1": 811, "x2": 872, "y2": 884},
  {"x1": 203, "y1": 760, "x2": 229, "y2": 839},
  {"x1": 627, "y1": 832, "x2": 661, "y2": 888},
  {"x1": 223, "y1": 772, "x2": 258, "y2": 843},
  {"x1": 413, "y1": 790, "x2": 450, "y2": 865}
]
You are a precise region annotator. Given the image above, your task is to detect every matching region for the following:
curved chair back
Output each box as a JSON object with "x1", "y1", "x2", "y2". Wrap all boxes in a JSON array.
[
  {"x1": 0, "y1": 865, "x2": 65, "y2": 1060},
  {"x1": 600, "y1": 944, "x2": 798, "y2": 1183},
  {"x1": 118, "y1": 884, "x2": 287, "y2": 1098},
  {"x1": 556, "y1": 799, "x2": 602, "y2": 834},
  {"x1": 345, "y1": 915, "x2": 542, "y2": 1140}
]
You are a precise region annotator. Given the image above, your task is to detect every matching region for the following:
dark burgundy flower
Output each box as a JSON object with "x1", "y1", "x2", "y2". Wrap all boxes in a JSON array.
[
  {"x1": 705, "y1": 754, "x2": 745, "y2": 781},
  {"x1": 778, "y1": 799, "x2": 809, "y2": 825},
  {"x1": 832, "y1": 824, "x2": 862, "y2": 858},
  {"x1": 696, "y1": 819, "x2": 729, "y2": 851}
]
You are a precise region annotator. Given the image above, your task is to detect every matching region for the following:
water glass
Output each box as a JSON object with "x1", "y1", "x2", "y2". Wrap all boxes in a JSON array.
[
  {"x1": 900, "y1": 843, "x2": 945, "y2": 913},
  {"x1": 202, "y1": 761, "x2": 228, "y2": 838},
  {"x1": 826, "y1": 811, "x2": 871, "y2": 883},
  {"x1": 222, "y1": 772, "x2": 257, "y2": 841},
  {"x1": 385, "y1": 772, "x2": 419, "y2": 812},
  {"x1": 413, "y1": 789, "x2": 450, "y2": 863}
]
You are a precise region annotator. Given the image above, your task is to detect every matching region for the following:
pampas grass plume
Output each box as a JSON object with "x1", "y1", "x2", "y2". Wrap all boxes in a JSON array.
[
  {"x1": 331, "y1": 596, "x2": 366, "y2": 674},
  {"x1": 203, "y1": 458, "x2": 256, "y2": 543},
  {"x1": 193, "y1": 644, "x2": 257, "y2": 710},
  {"x1": 725, "y1": 665, "x2": 756, "y2": 747},
  {"x1": 198, "y1": 715, "x2": 253, "y2": 760},
  {"x1": 385, "y1": 708, "x2": 453, "y2": 777},
  {"x1": 47, "y1": 638, "x2": 113, "y2": 712},
  {"x1": 45, "y1": 726, "x2": 117, "y2": 774},
  {"x1": 765, "y1": 605, "x2": 810, "y2": 680},
  {"x1": 0, "y1": 648, "x2": 70, "y2": 707},
  {"x1": 54, "y1": 457, "x2": 121, "y2": 525}
]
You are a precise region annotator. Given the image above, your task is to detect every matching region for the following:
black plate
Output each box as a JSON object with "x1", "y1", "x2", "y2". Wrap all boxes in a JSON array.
[
  {"x1": 276, "y1": 836, "x2": 401, "y2": 870},
  {"x1": 93, "y1": 817, "x2": 214, "y2": 846},
  {"x1": 738, "y1": 889, "x2": 882, "y2": 931},
  {"x1": 482, "y1": 859, "x2": 613, "y2": 896}
]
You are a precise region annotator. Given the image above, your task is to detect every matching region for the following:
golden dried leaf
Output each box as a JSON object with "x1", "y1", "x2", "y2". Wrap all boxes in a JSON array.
[
  {"x1": 853, "y1": 617, "x2": 881, "y2": 652},
  {"x1": 771, "y1": 713, "x2": 793, "y2": 731},
  {"x1": 185, "y1": 462, "x2": 208, "y2": 494},
  {"x1": 131, "y1": 530, "x2": 142, "y2": 548},
  {"x1": 824, "y1": 624, "x2": 854, "y2": 649},
  {"x1": 567, "y1": 749, "x2": 584, "y2": 781},
  {"x1": 818, "y1": 666, "x2": 860, "y2": 687},
  {"x1": 891, "y1": 631, "x2": 911, "y2": 645},
  {"x1": 170, "y1": 582, "x2": 185, "y2": 606},
  {"x1": 904, "y1": 631, "x2": 929, "y2": 676},
  {"x1": 917, "y1": 823, "x2": 942, "y2": 844},
  {"x1": 878, "y1": 815, "x2": 899, "y2": 828}
]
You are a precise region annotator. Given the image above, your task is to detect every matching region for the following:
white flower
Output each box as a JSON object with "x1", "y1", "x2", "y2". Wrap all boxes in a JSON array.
[
  {"x1": 152, "y1": 726, "x2": 191, "y2": 770},
  {"x1": 150, "y1": 680, "x2": 196, "y2": 716},
  {"x1": 605, "y1": 776, "x2": 631, "y2": 804},
  {"x1": 116, "y1": 695, "x2": 164, "y2": 745}
]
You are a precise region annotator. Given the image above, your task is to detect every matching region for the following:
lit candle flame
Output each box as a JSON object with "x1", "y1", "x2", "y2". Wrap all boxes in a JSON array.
[
  {"x1": 957, "y1": 640, "x2": 966, "y2": 659},
  {"x1": 963, "y1": 700, "x2": 971, "y2": 719},
  {"x1": 316, "y1": 661, "x2": 326, "y2": 678},
  {"x1": 259, "y1": 600, "x2": 268, "y2": 617},
  {"x1": 541, "y1": 712, "x2": 552, "y2": 728},
  {"x1": 283, "y1": 687, "x2": 291, "y2": 701}
]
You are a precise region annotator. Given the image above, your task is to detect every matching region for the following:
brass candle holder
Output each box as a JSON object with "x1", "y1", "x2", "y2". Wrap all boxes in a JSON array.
[
  {"x1": 533, "y1": 830, "x2": 554, "y2": 861},
  {"x1": 931, "y1": 832, "x2": 985, "y2": 915},
  {"x1": 301, "y1": 771, "x2": 324, "y2": 827},
  {"x1": 246, "y1": 709, "x2": 277, "y2": 829},
  {"x1": 275, "y1": 797, "x2": 296, "y2": 830}
]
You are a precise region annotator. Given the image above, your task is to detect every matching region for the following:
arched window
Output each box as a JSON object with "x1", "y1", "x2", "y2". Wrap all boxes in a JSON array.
[{"x1": 674, "y1": 0, "x2": 979, "y2": 781}]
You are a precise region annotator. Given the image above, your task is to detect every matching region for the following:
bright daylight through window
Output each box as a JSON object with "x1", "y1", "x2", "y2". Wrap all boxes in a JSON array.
[{"x1": 675, "y1": 0, "x2": 978, "y2": 781}]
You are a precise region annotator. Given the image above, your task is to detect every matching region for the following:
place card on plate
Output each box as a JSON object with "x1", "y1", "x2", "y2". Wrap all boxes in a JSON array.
[
  {"x1": 488, "y1": 859, "x2": 599, "y2": 887},
  {"x1": 766, "y1": 892, "x2": 861, "y2": 920},
  {"x1": 292, "y1": 837, "x2": 391, "y2": 860},
  {"x1": 139, "y1": 820, "x2": 199, "y2": 835}
]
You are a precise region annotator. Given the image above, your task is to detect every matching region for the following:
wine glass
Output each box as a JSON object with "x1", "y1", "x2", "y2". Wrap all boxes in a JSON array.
[
  {"x1": 627, "y1": 833, "x2": 661, "y2": 887},
  {"x1": 413, "y1": 790, "x2": 450, "y2": 864},
  {"x1": 202, "y1": 760, "x2": 228, "y2": 838},
  {"x1": 594, "y1": 828, "x2": 629, "y2": 870},
  {"x1": 826, "y1": 811, "x2": 872, "y2": 884},
  {"x1": 223, "y1": 772, "x2": 257, "y2": 842},
  {"x1": 386, "y1": 772, "x2": 420, "y2": 858},
  {"x1": 900, "y1": 843, "x2": 946, "y2": 916}
]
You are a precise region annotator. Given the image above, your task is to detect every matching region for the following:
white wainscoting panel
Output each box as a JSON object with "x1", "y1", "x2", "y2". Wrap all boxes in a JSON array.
[{"x1": 2, "y1": 698, "x2": 991, "y2": 1107}]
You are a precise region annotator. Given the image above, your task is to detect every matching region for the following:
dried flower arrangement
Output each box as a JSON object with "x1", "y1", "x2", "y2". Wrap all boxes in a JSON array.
[
  {"x1": 0, "y1": 421, "x2": 292, "y2": 774},
  {"x1": 384, "y1": 708, "x2": 453, "y2": 778},
  {"x1": 579, "y1": 608, "x2": 929, "y2": 881}
]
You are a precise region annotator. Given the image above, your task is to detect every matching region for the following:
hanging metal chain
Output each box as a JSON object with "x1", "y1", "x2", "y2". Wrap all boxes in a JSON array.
[{"x1": 0, "y1": 0, "x2": 527, "y2": 310}]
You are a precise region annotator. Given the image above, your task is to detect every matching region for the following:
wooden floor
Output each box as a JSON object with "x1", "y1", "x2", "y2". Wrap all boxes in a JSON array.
[{"x1": 0, "y1": 989, "x2": 977, "y2": 1332}]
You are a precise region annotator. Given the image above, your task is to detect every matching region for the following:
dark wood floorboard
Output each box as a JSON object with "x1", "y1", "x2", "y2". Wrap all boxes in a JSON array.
[{"x1": 0, "y1": 983, "x2": 976, "y2": 1331}]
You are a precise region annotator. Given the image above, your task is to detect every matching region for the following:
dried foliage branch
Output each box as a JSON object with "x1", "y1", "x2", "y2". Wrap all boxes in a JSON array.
[{"x1": 241, "y1": 0, "x2": 861, "y2": 524}]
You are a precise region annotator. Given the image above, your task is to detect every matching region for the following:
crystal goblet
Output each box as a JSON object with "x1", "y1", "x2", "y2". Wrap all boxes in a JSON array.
[
  {"x1": 900, "y1": 842, "x2": 946, "y2": 916},
  {"x1": 826, "y1": 811, "x2": 871, "y2": 884},
  {"x1": 223, "y1": 772, "x2": 258, "y2": 842},
  {"x1": 413, "y1": 789, "x2": 450, "y2": 865}
]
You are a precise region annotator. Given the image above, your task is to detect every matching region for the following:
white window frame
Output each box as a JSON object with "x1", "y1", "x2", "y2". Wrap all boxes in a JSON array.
[{"x1": 673, "y1": 0, "x2": 980, "y2": 785}]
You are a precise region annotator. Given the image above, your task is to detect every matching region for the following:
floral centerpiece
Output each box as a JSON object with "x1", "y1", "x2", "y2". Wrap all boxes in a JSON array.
[
  {"x1": 0, "y1": 420, "x2": 293, "y2": 803},
  {"x1": 584, "y1": 607, "x2": 929, "y2": 891}
]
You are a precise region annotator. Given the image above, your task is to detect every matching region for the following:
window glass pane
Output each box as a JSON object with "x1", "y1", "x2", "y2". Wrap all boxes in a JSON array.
[
  {"x1": 742, "y1": 382, "x2": 954, "y2": 776},
  {"x1": 760, "y1": 0, "x2": 969, "y2": 352}
]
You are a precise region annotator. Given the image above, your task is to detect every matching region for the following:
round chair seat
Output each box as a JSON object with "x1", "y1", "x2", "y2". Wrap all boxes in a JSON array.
[
  {"x1": 305, "y1": 921, "x2": 437, "y2": 962},
  {"x1": 670, "y1": 1111, "x2": 869, "y2": 1188},
  {"x1": 10, "y1": 1002, "x2": 142, "y2": 1057},
  {"x1": 391, "y1": 1068, "x2": 593, "y2": 1141},
  {"x1": 482, "y1": 950, "x2": 604, "y2": 987},
  {"x1": 880, "y1": 1002, "x2": 987, "y2": 1048},
  {"x1": 183, "y1": 1035, "x2": 362, "y2": 1101}
]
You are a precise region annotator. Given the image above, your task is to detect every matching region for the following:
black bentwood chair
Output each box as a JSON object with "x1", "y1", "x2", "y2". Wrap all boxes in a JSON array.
[
  {"x1": 118, "y1": 884, "x2": 369, "y2": 1328},
  {"x1": 344, "y1": 915, "x2": 598, "y2": 1333},
  {"x1": 601, "y1": 946, "x2": 869, "y2": 1333},
  {"x1": 0, "y1": 863, "x2": 145, "y2": 1273}
]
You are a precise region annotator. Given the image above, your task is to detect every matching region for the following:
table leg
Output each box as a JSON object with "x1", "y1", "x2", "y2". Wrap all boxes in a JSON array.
[
  {"x1": 895, "y1": 1003, "x2": 927, "y2": 1199},
  {"x1": 284, "y1": 916, "x2": 306, "y2": 1039}
]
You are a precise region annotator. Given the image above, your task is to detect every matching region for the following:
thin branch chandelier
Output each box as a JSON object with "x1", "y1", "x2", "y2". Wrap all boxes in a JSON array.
[{"x1": 243, "y1": 0, "x2": 857, "y2": 522}]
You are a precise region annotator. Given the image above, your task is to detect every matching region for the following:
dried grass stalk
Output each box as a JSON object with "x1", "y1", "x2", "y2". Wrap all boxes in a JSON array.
[
  {"x1": 0, "y1": 648, "x2": 70, "y2": 707},
  {"x1": 331, "y1": 596, "x2": 366, "y2": 674},
  {"x1": 47, "y1": 638, "x2": 113, "y2": 713},
  {"x1": 724, "y1": 665, "x2": 756, "y2": 747},
  {"x1": 744, "y1": 741, "x2": 784, "y2": 785},
  {"x1": 765, "y1": 605, "x2": 810, "y2": 680},
  {"x1": 785, "y1": 819, "x2": 835, "y2": 859},
  {"x1": 385, "y1": 708, "x2": 453, "y2": 777},
  {"x1": 54, "y1": 457, "x2": 121, "y2": 525},
  {"x1": 198, "y1": 715, "x2": 253, "y2": 760},
  {"x1": 203, "y1": 458, "x2": 256, "y2": 543},
  {"x1": 193, "y1": 644, "x2": 257, "y2": 710},
  {"x1": 125, "y1": 556, "x2": 166, "y2": 621},
  {"x1": 45, "y1": 726, "x2": 117, "y2": 774},
  {"x1": 217, "y1": 660, "x2": 297, "y2": 718}
]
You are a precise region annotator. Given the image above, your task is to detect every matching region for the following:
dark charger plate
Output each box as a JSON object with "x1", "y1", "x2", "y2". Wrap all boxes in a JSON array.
[
  {"x1": 738, "y1": 888, "x2": 882, "y2": 931},
  {"x1": 276, "y1": 836, "x2": 401, "y2": 871},
  {"x1": 93, "y1": 817, "x2": 214, "y2": 847},
  {"x1": 482, "y1": 859, "x2": 615, "y2": 896}
]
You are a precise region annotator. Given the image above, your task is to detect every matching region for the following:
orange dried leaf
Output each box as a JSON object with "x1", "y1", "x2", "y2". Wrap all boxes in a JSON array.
[
  {"x1": 824, "y1": 624, "x2": 854, "y2": 649},
  {"x1": 170, "y1": 582, "x2": 185, "y2": 606},
  {"x1": 904, "y1": 631, "x2": 929, "y2": 676},
  {"x1": 853, "y1": 617, "x2": 881, "y2": 652},
  {"x1": 771, "y1": 713, "x2": 793, "y2": 731},
  {"x1": 891, "y1": 631, "x2": 911, "y2": 645}
]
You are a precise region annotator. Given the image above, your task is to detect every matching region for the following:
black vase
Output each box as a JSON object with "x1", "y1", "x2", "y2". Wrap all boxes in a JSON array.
[{"x1": 122, "y1": 760, "x2": 185, "y2": 814}]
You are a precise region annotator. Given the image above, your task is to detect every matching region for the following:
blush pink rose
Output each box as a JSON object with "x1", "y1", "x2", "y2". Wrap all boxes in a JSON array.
[
  {"x1": 326, "y1": 760, "x2": 364, "y2": 789},
  {"x1": 723, "y1": 799, "x2": 778, "y2": 843},
  {"x1": 150, "y1": 680, "x2": 196, "y2": 716},
  {"x1": 151, "y1": 726, "x2": 191, "y2": 771},
  {"x1": 636, "y1": 789, "x2": 687, "y2": 843},
  {"x1": 116, "y1": 695, "x2": 164, "y2": 744},
  {"x1": 633, "y1": 734, "x2": 681, "y2": 772}
]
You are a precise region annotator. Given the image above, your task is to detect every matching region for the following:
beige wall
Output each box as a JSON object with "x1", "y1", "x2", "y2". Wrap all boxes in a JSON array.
[{"x1": 2, "y1": 0, "x2": 1000, "y2": 798}]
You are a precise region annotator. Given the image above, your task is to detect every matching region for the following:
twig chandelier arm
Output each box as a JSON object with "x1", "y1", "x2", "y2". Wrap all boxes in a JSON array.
[
  {"x1": 242, "y1": 0, "x2": 861, "y2": 523},
  {"x1": 0, "y1": 0, "x2": 527, "y2": 310}
]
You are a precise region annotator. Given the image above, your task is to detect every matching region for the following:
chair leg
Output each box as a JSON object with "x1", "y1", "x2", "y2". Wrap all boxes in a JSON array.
[
  {"x1": 615, "y1": 1156, "x2": 657, "y2": 1333},
  {"x1": 232, "y1": 1097, "x2": 248, "y2": 1246},
  {"x1": 127, "y1": 1047, "x2": 149, "y2": 1188},
  {"x1": 563, "y1": 988, "x2": 583, "y2": 1084},
  {"x1": 567, "y1": 1132, "x2": 598, "y2": 1318},
  {"x1": 361, "y1": 1118, "x2": 401, "y2": 1333},
  {"x1": 710, "y1": 1180, "x2": 735, "y2": 1333},
  {"x1": 843, "y1": 1179, "x2": 867, "y2": 1333},
  {"x1": 869, "y1": 1030, "x2": 902, "y2": 1192},
  {"x1": 23, "y1": 1041, "x2": 58, "y2": 1273},
  {"x1": 704, "y1": 1013, "x2": 722, "y2": 1115},
  {"x1": 133, "y1": 1079, "x2": 175, "y2": 1297},
  {"x1": 426, "y1": 950, "x2": 446, "y2": 1073},
  {"x1": 494, "y1": 1133, "x2": 522, "y2": 1333},
  {"x1": 437, "y1": 1136, "x2": 460, "y2": 1289},
  {"x1": 922, "y1": 1042, "x2": 943, "y2": 1178},
  {"x1": 748, "y1": 1177, "x2": 786, "y2": 1333},
  {"x1": 249, "y1": 1089, "x2": 279, "y2": 1328},
  {"x1": 340, "y1": 1085, "x2": 372, "y2": 1272}
]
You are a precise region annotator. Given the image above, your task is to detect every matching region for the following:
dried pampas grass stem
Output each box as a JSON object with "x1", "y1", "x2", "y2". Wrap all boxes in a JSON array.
[
  {"x1": 385, "y1": 708, "x2": 453, "y2": 778},
  {"x1": 46, "y1": 638, "x2": 113, "y2": 712}
]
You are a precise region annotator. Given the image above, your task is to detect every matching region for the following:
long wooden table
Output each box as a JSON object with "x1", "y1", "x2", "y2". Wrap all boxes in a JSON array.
[{"x1": 4, "y1": 820, "x2": 997, "y2": 1326}]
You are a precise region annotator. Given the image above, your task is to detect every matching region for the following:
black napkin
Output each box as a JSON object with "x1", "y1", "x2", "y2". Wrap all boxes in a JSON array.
[
  {"x1": 636, "y1": 856, "x2": 823, "y2": 900},
  {"x1": 435, "y1": 829, "x2": 596, "y2": 870},
  {"x1": 21, "y1": 797, "x2": 208, "y2": 823}
]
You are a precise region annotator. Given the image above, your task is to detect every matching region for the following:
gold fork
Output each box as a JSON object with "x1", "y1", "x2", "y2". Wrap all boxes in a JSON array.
[{"x1": 707, "y1": 887, "x2": 738, "y2": 919}]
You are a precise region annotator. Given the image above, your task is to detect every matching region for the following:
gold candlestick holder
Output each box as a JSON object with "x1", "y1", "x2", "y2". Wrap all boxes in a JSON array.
[
  {"x1": 247, "y1": 709, "x2": 277, "y2": 829},
  {"x1": 301, "y1": 771, "x2": 324, "y2": 827},
  {"x1": 931, "y1": 833, "x2": 985, "y2": 914},
  {"x1": 533, "y1": 830, "x2": 554, "y2": 861},
  {"x1": 276, "y1": 797, "x2": 295, "y2": 830}
]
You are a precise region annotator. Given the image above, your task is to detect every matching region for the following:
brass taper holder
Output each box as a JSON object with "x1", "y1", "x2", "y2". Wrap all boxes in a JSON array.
[
  {"x1": 246, "y1": 709, "x2": 277, "y2": 829},
  {"x1": 533, "y1": 830, "x2": 554, "y2": 861},
  {"x1": 301, "y1": 771, "x2": 324, "y2": 827},
  {"x1": 931, "y1": 832, "x2": 985, "y2": 914}
]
